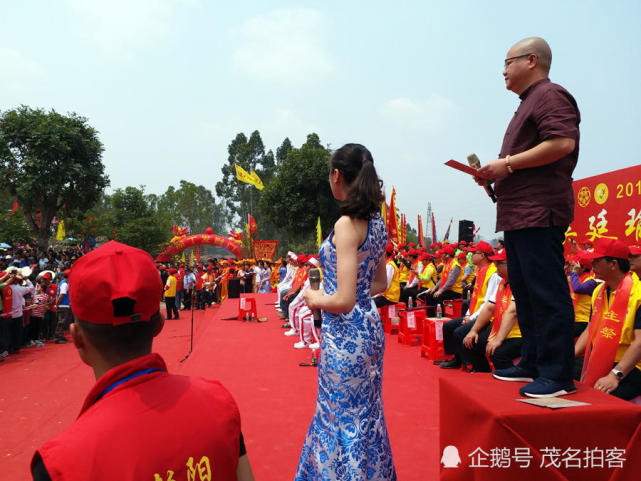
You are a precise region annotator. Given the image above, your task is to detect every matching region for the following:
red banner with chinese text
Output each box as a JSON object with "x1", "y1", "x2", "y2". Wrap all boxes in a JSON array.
[
  {"x1": 569, "y1": 164, "x2": 641, "y2": 249},
  {"x1": 252, "y1": 240, "x2": 279, "y2": 260}
]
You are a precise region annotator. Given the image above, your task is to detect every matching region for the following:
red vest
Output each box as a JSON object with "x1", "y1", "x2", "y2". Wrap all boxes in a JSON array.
[
  {"x1": 175, "y1": 271, "x2": 184, "y2": 291},
  {"x1": 34, "y1": 353, "x2": 241, "y2": 481},
  {"x1": 195, "y1": 271, "x2": 204, "y2": 289},
  {"x1": 1, "y1": 285, "x2": 12, "y2": 317}
]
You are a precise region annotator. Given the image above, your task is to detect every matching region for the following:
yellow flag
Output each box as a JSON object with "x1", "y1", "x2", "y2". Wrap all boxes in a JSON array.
[
  {"x1": 190, "y1": 250, "x2": 194, "y2": 265},
  {"x1": 181, "y1": 251, "x2": 186, "y2": 263},
  {"x1": 316, "y1": 217, "x2": 322, "y2": 249},
  {"x1": 56, "y1": 219, "x2": 65, "y2": 241},
  {"x1": 381, "y1": 200, "x2": 387, "y2": 227},
  {"x1": 250, "y1": 169, "x2": 264, "y2": 190},
  {"x1": 235, "y1": 164, "x2": 262, "y2": 190}
]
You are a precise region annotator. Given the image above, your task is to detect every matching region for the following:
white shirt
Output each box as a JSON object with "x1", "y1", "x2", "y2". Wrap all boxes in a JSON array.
[{"x1": 467, "y1": 272, "x2": 502, "y2": 322}]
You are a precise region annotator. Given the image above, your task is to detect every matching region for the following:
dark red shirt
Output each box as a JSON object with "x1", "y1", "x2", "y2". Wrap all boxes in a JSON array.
[{"x1": 495, "y1": 78, "x2": 580, "y2": 232}]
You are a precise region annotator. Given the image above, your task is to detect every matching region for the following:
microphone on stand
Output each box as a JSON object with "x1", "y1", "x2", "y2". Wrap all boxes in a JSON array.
[
  {"x1": 300, "y1": 267, "x2": 322, "y2": 368},
  {"x1": 308, "y1": 268, "x2": 322, "y2": 328}
]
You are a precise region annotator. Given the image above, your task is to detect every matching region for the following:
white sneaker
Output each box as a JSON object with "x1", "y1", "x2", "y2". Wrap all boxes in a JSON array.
[
  {"x1": 294, "y1": 341, "x2": 308, "y2": 349},
  {"x1": 309, "y1": 342, "x2": 320, "y2": 349},
  {"x1": 284, "y1": 329, "x2": 298, "y2": 336}
]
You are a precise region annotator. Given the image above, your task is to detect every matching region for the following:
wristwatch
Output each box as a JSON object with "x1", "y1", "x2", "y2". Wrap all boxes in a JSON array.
[{"x1": 611, "y1": 368, "x2": 624, "y2": 380}]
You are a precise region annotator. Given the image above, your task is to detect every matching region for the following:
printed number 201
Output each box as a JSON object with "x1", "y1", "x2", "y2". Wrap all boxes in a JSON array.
[{"x1": 616, "y1": 181, "x2": 641, "y2": 199}]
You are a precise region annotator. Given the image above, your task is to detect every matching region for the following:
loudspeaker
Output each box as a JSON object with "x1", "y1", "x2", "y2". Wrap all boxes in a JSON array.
[
  {"x1": 458, "y1": 220, "x2": 474, "y2": 243},
  {"x1": 228, "y1": 278, "x2": 241, "y2": 298}
]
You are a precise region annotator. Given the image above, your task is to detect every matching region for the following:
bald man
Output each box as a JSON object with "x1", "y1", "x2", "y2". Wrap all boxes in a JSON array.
[{"x1": 477, "y1": 37, "x2": 580, "y2": 398}]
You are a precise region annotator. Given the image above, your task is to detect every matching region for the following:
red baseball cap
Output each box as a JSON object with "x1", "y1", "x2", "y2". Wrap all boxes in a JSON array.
[
  {"x1": 456, "y1": 251, "x2": 467, "y2": 260},
  {"x1": 465, "y1": 241, "x2": 494, "y2": 255},
  {"x1": 575, "y1": 250, "x2": 593, "y2": 269},
  {"x1": 442, "y1": 245, "x2": 455, "y2": 256},
  {"x1": 69, "y1": 241, "x2": 163, "y2": 326},
  {"x1": 584, "y1": 238, "x2": 630, "y2": 260},
  {"x1": 41, "y1": 272, "x2": 53, "y2": 280},
  {"x1": 629, "y1": 245, "x2": 641, "y2": 256},
  {"x1": 489, "y1": 250, "x2": 507, "y2": 262},
  {"x1": 385, "y1": 242, "x2": 395, "y2": 254}
]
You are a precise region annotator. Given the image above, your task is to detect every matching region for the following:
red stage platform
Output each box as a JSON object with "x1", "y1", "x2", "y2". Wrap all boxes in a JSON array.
[{"x1": 439, "y1": 370, "x2": 641, "y2": 480}]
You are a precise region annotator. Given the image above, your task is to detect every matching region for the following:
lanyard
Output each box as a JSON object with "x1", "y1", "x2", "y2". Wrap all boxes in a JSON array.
[{"x1": 95, "y1": 368, "x2": 164, "y2": 402}]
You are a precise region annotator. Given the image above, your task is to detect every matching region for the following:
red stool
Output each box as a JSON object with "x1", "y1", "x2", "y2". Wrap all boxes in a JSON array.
[
  {"x1": 420, "y1": 317, "x2": 450, "y2": 360},
  {"x1": 237, "y1": 297, "x2": 258, "y2": 321},
  {"x1": 398, "y1": 308, "x2": 426, "y2": 346},
  {"x1": 443, "y1": 299, "x2": 463, "y2": 318},
  {"x1": 382, "y1": 303, "x2": 405, "y2": 334}
]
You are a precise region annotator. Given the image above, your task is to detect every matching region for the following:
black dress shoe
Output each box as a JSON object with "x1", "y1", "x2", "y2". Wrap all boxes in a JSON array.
[
  {"x1": 440, "y1": 359, "x2": 462, "y2": 369},
  {"x1": 433, "y1": 358, "x2": 452, "y2": 365}
]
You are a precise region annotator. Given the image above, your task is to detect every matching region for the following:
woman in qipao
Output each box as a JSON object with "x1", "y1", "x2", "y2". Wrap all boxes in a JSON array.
[{"x1": 295, "y1": 143, "x2": 397, "y2": 481}]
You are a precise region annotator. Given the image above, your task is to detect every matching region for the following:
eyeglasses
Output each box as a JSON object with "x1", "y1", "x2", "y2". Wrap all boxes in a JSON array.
[{"x1": 504, "y1": 53, "x2": 533, "y2": 69}]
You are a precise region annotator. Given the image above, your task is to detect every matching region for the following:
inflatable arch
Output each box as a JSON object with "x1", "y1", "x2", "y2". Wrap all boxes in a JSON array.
[{"x1": 155, "y1": 233, "x2": 243, "y2": 262}]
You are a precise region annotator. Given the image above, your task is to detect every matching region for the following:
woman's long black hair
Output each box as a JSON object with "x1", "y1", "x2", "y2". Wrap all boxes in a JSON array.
[{"x1": 330, "y1": 143, "x2": 384, "y2": 220}]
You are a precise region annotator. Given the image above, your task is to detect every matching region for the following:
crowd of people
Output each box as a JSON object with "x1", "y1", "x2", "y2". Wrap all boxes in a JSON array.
[
  {"x1": 157, "y1": 257, "x2": 278, "y2": 320},
  {"x1": 0, "y1": 240, "x2": 284, "y2": 363},
  {"x1": 0, "y1": 244, "x2": 85, "y2": 362}
]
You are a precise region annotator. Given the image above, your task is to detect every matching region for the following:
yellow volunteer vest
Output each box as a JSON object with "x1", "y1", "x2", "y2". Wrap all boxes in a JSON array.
[
  {"x1": 469, "y1": 263, "x2": 497, "y2": 315},
  {"x1": 570, "y1": 272, "x2": 596, "y2": 324},
  {"x1": 590, "y1": 277, "x2": 641, "y2": 371},
  {"x1": 384, "y1": 260, "x2": 401, "y2": 303},
  {"x1": 164, "y1": 275, "x2": 177, "y2": 297},
  {"x1": 398, "y1": 263, "x2": 410, "y2": 283},
  {"x1": 418, "y1": 262, "x2": 437, "y2": 289},
  {"x1": 449, "y1": 259, "x2": 465, "y2": 294}
]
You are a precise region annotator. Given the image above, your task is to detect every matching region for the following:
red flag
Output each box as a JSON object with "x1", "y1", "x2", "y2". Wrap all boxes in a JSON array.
[
  {"x1": 248, "y1": 215, "x2": 257, "y2": 237},
  {"x1": 387, "y1": 188, "x2": 399, "y2": 243},
  {"x1": 11, "y1": 200, "x2": 18, "y2": 213},
  {"x1": 417, "y1": 215, "x2": 425, "y2": 248},
  {"x1": 432, "y1": 212, "x2": 437, "y2": 243},
  {"x1": 196, "y1": 247, "x2": 201, "y2": 262}
]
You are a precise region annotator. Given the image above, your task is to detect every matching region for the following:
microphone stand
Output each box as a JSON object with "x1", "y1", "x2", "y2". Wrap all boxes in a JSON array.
[
  {"x1": 300, "y1": 268, "x2": 321, "y2": 367},
  {"x1": 180, "y1": 290, "x2": 196, "y2": 363}
]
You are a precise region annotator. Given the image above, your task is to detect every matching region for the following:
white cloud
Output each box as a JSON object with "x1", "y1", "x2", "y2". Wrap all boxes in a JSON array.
[
  {"x1": 66, "y1": 0, "x2": 191, "y2": 60},
  {"x1": 232, "y1": 8, "x2": 334, "y2": 84},
  {"x1": 379, "y1": 94, "x2": 460, "y2": 130},
  {"x1": 0, "y1": 48, "x2": 43, "y2": 90}
]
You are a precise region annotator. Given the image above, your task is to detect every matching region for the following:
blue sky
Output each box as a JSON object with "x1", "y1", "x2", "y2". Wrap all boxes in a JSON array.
[{"x1": 2, "y1": 0, "x2": 640, "y2": 239}]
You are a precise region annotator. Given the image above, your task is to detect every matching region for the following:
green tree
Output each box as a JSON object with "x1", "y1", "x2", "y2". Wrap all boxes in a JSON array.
[
  {"x1": 258, "y1": 133, "x2": 339, "y2": 246},
  {"x1": 158, "y1": 180, "x2": 226, "y2": 235},
  {"x1": 0, "y1": 106, "x2": 108, "y2": 250},
  {"x1": 276, "y1": 137, "x2": 292, "y2": 165},
  {"x1": 215, "y1": 131, "x2": 276, "y2": 228},
  {"x1": 0, "y1": 210, "x2": 32, "y2": 244},
  {"x1": 67, "y1": 186, "x2": 168, "y2": 255}
]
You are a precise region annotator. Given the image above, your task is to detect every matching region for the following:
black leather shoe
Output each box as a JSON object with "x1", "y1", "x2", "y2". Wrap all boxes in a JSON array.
[
  {"x1": 433, "y1": 358, "x2": 452, "y2": 365},
  {"x1": 440, "y1": 359, "x2": 461, "y2": 369}
]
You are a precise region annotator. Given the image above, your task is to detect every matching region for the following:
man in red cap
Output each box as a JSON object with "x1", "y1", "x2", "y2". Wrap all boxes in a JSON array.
[
  {"x1": 461, "y1": 249, "x2": 523, "y2": 373},
  {"x1": 424, "y1": 244, "x2": 464, "y2": 307},
  {"x1": 373, "y1": 243, "x2": 401, "y2": 308},
  {"x1": 629, "y1": 245, "x2": 641, "y2": 280},
  {"x1": 573, "y1": 239, "x2": 641, "y2": 400},
  {"x1": 31, "y1": 241, "x2": 254, "y2": 480},
  {"x1": 568, "y1": 250, "x2": 601, "y2": 337},
  {"x1": 164, "y1": 268, "x2": 179, "y2": 320},
  {"x1": 440, "y1": 241, "x2": 501, "y2": 369},
  {"x1": 53, "y1": 270, "x2": 71, "y2": 344}
]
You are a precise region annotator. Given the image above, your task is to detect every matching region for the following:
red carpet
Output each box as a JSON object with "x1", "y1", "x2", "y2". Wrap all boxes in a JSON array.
[{"x1": 0, "y1": 293, "x2": 439, "y2": 479}]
